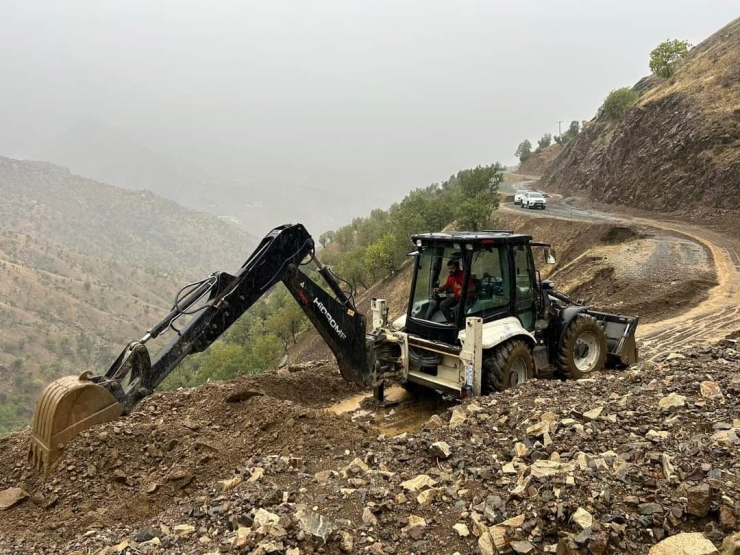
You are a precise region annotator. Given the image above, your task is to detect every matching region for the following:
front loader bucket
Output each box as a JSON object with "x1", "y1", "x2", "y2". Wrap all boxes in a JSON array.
[
  {"x1": 587, "y1": 310, "x2": 639, "y2": 368},
  {"x1": 29, "y1": 374, "x2": 123, "y2": 475}
]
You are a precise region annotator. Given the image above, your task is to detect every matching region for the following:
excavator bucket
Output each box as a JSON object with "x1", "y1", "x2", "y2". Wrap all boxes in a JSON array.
[
  {"x1": 587, "y1": 310, "x2": 640, "y2": 368},
  {"x1": 29, "y1": 373, "x2": 123, "y2": 475}
]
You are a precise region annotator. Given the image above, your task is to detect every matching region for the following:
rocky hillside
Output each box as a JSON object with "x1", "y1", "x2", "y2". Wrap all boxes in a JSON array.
[
  {"x1": 0, "y1": 156, "x2": 255, "y2": 276},
  {"x1": 0, "y1": 336, "x2": 738, "y2": 554},
  {"x1": 516, "y1": 144, "x2": 563, "y2": 177},
  {"x1": 542, "y1": 18, "x2": 740, "y2": 215},
  {"x1": 0, "y1": 156, "x2": 256, "y2": 433}
]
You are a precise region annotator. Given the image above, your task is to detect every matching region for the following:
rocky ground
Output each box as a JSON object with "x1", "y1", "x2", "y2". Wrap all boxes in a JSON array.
[{"x1": 0, "y1": 336, "x2": 739, "y2": 554}]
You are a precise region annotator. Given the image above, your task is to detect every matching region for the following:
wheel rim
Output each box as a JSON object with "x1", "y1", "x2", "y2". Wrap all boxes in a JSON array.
[
  {"x1": 510, "y1": 357, "x2": 528, "y2": 386},
  {"x1": 573, "y1": 331, "x2": 600, "y2": 372}
]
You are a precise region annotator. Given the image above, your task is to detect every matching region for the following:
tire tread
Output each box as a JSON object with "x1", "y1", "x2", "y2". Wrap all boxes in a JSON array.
[
  {"x1": 483, "y1": 339, "x2": 533, "y2": 394},
  {"x1": 556, "y1": 314, "x2": 607, "y2": 380}
]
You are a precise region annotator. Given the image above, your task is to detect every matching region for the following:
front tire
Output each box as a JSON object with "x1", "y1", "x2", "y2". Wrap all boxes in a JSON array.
[
  {"x1": 482, "y1": 339, "x2": 533, "y2": 394},
  {"x1": 556, "y1": 314, "x2": 607, "y2": 379}
]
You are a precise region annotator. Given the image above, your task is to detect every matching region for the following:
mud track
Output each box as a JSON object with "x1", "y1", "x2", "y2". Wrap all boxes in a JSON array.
[{"x1": 500, "y1": 189, "x2": 740, "y2": 360}]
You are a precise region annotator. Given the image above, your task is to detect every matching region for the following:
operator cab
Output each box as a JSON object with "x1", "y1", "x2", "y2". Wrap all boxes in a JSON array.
[{"x1": 405, "y1": 231, "x2": 538, "y2": 344}]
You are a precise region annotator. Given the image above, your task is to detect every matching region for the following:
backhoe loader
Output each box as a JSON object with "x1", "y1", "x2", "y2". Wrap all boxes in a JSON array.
[{"x1": 29, "y1": 223, "x2": 638, "y2": 475}]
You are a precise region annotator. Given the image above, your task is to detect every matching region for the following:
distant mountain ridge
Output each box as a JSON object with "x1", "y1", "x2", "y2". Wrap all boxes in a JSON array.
[
  {"x1": 37, "y1": 120, "x2": 392, "y2": 235},
  {"x1": 542, "y1": 17, "x2": 740, "y2": 214},
  {"x1": 0, "y1": 155, "x2": 255, "y2": 278},
  {"x1": 0, "y1": 155, "x2": 257, "y2": 433}
]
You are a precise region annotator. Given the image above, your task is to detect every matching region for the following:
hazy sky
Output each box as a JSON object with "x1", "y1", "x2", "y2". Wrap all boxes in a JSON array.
[{"x1": 1, "y1": 1, "x2": 737, "y2": 193}]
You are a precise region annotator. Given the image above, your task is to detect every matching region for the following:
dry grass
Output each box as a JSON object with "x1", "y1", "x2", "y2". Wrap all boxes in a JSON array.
[
  {"x1": 640, "y1": 18, "x2": 740, "y2": 113},
  {"x1": 0, "y1": 230, "x2": 185, "y2": 432}
]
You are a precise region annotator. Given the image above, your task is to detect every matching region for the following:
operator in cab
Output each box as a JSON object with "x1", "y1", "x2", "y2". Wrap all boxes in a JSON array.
[{"x1": 434, "y1": 260, "x2": 474, "y2": 323}]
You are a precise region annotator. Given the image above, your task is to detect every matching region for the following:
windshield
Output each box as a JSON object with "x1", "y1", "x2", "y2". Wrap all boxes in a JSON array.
[
  {"x1": 410, "y1": 245, "x2": 510, "y2": 324},
  {"x1": 466, "y1": 246, "x2": 511, "y2": 319},
  {"x1": 410, "y1": 246, "x2": 459, "y2": 323},
  {"x1": 529, "y1": 192, "x2": 544, "y2": 198}
]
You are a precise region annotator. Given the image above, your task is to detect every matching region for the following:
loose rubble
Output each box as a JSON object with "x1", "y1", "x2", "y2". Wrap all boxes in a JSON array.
[{"x1": 0, "y1": 337, "x2": 738, "y2": 554}]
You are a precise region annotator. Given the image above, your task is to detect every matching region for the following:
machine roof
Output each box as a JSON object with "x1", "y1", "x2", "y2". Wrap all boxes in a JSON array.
[{"x1": 411, "y1": 231, "x2": 532, "y2": 244}]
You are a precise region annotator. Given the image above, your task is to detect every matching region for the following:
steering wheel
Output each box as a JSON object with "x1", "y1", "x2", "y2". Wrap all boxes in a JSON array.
[
  {"x1": 481, "y1": 276, "x2": 504, "y2": 296},
  {"x1": 432, "y1": 287, "x2": 449, "y2": 300}
]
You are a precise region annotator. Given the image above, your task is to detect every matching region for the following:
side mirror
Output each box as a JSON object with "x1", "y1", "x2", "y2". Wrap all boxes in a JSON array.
[{"x1": 544, "y1": 248, "x2": 556, "y2": 264}]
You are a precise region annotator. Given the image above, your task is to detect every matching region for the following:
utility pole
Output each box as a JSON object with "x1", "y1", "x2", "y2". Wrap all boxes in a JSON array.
[{"x1": 556, "y1": 120, "x2": 564, "y2": 140}]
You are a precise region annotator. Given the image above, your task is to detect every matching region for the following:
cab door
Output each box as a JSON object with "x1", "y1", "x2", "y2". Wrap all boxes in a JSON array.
[{"x1": 512, "y1": 244, "x2": 537, "y2": 331}]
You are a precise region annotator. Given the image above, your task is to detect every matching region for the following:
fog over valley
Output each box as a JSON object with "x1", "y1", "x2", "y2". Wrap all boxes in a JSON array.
[{"x1": 1, "y1": 1, "x2": 736, "y2": 232}]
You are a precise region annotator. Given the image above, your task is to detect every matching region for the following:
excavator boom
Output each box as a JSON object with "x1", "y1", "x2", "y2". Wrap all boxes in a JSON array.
[{"x1": 29, "y1": 224, "x2": 375, "y2": 475}]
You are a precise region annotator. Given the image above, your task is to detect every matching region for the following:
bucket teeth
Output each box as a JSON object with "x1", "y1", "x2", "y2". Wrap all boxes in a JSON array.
[
  {"x1": 28, "y1": 439, "x2": 49, "y2": 475},
  {"x1": 28, "y1": 374, "x2": 123, "y2": 476}
]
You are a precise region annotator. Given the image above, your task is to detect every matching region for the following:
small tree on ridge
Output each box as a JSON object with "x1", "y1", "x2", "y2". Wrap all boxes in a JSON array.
[
  {"x1": 649, "y1": 39, "x2": 691, "y2": 78},
  {"x1": 515, "y1": 140, "x2": 533, "y2": 162}
]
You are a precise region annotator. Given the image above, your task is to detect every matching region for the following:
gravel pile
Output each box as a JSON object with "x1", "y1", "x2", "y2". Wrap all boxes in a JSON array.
[{"x1": 0, "y1": 338, "x2": 738, "y2": 554}]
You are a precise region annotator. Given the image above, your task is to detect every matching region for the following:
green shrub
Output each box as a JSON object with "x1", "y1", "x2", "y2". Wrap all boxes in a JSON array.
[
  {"x1": 515, "y1": 140, "x2": 532, "y2": 162},
  {"x1": 650, "y1": 39, "x2": 691, "y2": 78},
  {"x1": 602, "y1": 88, "x2": 639, "y2": 120}
]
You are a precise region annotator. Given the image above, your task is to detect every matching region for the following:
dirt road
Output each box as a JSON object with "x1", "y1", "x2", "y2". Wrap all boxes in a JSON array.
[{"x1": 500, "y1": 185, "x2": 740, "y2": 359}]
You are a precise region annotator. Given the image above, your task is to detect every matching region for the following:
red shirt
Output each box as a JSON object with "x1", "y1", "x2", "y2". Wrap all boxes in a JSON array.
[{"x1": 442, "y1": 270, "x2": 474, "y2": 299}]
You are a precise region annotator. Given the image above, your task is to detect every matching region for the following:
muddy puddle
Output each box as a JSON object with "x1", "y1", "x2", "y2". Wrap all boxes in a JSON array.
[{"x1": 328, "y1": 385, "x2": 457, "y2": 436}]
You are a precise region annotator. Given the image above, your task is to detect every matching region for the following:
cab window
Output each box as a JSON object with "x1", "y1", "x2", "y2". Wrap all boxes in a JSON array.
[
  {"x1": 513, "y1": 244, "x2": 536, "y2": 329},
  {"x1": 465, "y1": 246, "x2": 510, "y2": 319}
]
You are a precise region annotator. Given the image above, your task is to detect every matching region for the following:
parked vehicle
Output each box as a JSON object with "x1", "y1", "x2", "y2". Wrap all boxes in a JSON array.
[{"x1": 523, "y1": 191, "x2": 547, "y2": 209}]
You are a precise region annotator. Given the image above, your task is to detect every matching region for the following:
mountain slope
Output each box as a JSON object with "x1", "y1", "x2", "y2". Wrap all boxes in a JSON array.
[
  {"x1": 516, "y1": 143, "x2": 563, "y2": 176},
  {"x1": 0, "y1": 156, "x2": 255, "y2": 277},
  {"x1": 542, "y1": 17, "x2": 740, "y2": 214},
  {"x1": 0, "y1": 156, "x2": 257, "y2": 433}
]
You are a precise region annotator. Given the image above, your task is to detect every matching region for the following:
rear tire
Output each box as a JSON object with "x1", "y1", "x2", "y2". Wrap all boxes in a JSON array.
[
  {"x1": 556, "y1": 314, "x2": 607, "y2": 379},
  {"x1": 482, "y1": 339, "x2": 533, "y2": 394}
]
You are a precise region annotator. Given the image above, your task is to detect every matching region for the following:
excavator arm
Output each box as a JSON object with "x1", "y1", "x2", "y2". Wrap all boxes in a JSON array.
[{"x1": 29, "y1": 224, "x2": 375, "y2": 474}]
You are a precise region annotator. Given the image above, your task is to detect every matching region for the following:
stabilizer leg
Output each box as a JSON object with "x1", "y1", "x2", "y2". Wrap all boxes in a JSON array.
[{"x1": 373, "y1": 381, "x2": 385, "y2": 403}]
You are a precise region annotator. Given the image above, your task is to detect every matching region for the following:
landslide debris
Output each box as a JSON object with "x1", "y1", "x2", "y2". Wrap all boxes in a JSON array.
[
  {"x1": 0, "y1": 363, "x2": 368, "y2": 549},
  {"x1": 497, "y1": 215, "x2": 717, "y2": 326},
  {"x1": 0, "y1": 338, "x2": 739, "y2": 554}
]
